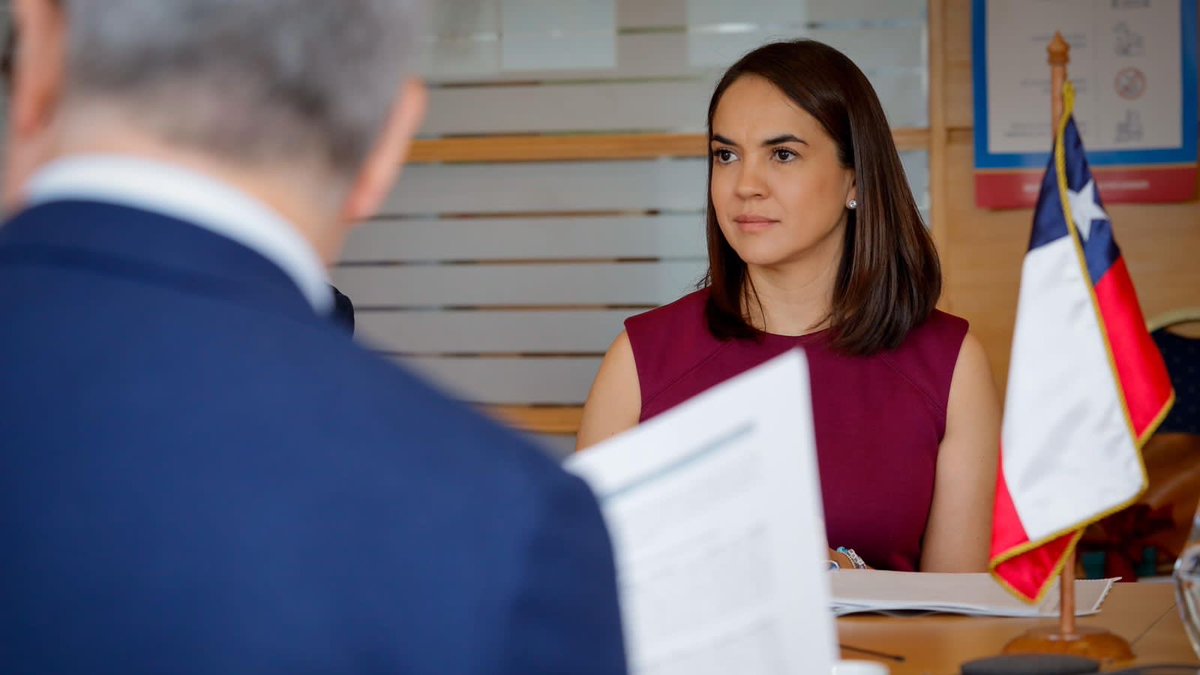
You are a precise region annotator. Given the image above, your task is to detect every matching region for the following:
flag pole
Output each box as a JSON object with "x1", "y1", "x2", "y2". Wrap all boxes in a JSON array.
[
  {"x1": 1048, "y1": 31, "x2": 1079, "y2": 639},
  {"x1": 998, "y1": 31, "x2": 1135, "y2": 663},
  {"x1": 1060, "y1": 546, "x2": 1076, "y2": 638}
]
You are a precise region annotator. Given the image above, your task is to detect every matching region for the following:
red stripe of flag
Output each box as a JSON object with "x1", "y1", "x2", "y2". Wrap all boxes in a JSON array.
[
  {"x1": 991, "y1": 446, "x2": 1028, "y2": 555},
  {"x1": 993, "y1": 532, "x2": 1076, "y2": 602},
  {"x1": 1093, "y1": 257, "x2": 1174, "y2": 437},
  {"x1": 992, "y1": 446, "x2": 1076, "y2": 601}
]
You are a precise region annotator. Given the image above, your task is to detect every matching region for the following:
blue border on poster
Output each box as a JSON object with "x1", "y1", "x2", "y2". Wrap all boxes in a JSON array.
[{"x1": 972, "y1": 0, "x2": 1198, "y2": 170}]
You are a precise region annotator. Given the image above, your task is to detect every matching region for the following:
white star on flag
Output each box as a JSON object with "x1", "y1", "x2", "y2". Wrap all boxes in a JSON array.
[{"x1": 1066, "y1": 179, "x2": 1109, "y2": 242}]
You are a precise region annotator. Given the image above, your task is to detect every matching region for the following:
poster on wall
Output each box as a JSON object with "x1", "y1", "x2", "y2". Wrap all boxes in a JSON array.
[{"x1": 972, "y1": 0, "x2": 1197, "y2": 209}]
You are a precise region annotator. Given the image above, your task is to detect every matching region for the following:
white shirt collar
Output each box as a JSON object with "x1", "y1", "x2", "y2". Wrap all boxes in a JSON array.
[{"x1": 25, "y1": 155, "x2": 333, "y2": 314}]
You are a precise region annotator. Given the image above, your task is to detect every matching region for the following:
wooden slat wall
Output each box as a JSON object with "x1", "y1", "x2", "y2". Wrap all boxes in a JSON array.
[
  {"x1": 932, "y1": 0, "x2": 1200, "y2": 395},
  {"x1": 338, "y1": 0, "x2": 934, "y2": 455},
  {"x1": 376, "y1": 159, "x2": 705, "y2": 214},
  {"x1": 342, "y1": 215, "x2": 707, "y2": 262},
  {"x1": 334, "y1": 261, "x2": 707, "y2": 308},
  {"x1": 408, "y1": 130, "x2": 933, "y2": 164}
]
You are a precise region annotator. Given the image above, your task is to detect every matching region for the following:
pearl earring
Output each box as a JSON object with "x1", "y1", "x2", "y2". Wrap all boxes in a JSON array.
[{"x1": 847, "y1": 199, "x2": 858, "y2": 210}]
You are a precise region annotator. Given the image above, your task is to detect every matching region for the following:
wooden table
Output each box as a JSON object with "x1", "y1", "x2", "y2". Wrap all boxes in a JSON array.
[{"x1": 837, "y1": 582, "x2": 1200, "y2": 673}]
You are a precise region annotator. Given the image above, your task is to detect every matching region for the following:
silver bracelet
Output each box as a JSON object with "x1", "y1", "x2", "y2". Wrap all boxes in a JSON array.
[{"x1": 836, "y1": 546, "x2": 868, "y2": 570}]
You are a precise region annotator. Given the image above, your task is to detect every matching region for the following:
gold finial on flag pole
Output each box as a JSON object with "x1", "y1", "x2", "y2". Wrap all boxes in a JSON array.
[{"x1": 1048, "y1": 31, "x2": 1070, "y2": 129}]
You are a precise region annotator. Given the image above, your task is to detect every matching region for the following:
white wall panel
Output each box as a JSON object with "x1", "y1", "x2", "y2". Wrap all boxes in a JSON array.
[
  {"x1": 867, "y1": 69, "x2": 928, "y2": 128},
  {"x1": 806, "y1": 0, "x2": 924, "y2": 23},
  {"x1": 357, "y1": 310, "x2": 635, "y2": 354},
  {"x1": 899, "y1": 151, "x2": 930, "y2": 211},
  {"x1": 500, "y1": 0, "x2": 617, "y2": 71},
  {"x1": 616, "y1": 0, "x2": 687, "y2": 29},
  {"x1": 381, "y1": 159, "x2": 706, "y2": 215},
  {"x1": 426, "y1": 26, "x2": 923, "y2": 84},
  {"x1": 816, "y1": 26, "x2": 924, "y2": 72},
  {"x1": 686, "y1": 0, "x2": 807, "y2": 27},
  {"x1": 396, "y1": 356, "x2": 603, "y2": 404},
  {"x1": 424, "y1": 80, "x2": 712, "y2": 135},
  {"x1": 342, "y1": 215, "x2": 706, "y2": 262},
  {"x1": 429, "y1": 32, "x2": 699, "y2": 82},
  {"x1": 621, "y1": 0, "x2": 924, "y2": 32},
  {"x1": 685, "y1": 30, "x2": 924, "y2": 80},
  {"x1": 332, "y1": 261, "x2": 707, "y2": 307},
  {"x1": 420, "y1": 0, "x2": 500, "y2": 79}
]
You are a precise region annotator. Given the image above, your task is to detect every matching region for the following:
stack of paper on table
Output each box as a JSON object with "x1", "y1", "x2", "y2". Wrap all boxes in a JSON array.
[
  {"x1": 567, "y1": 351, "x2": 837, "y2": 675},
  {"x1": 831, "y1": 571, "x2": 1116, "y2": 617}
]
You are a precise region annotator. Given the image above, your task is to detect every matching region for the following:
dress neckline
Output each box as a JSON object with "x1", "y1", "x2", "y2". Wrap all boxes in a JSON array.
[{"x1": 754, "y1": 325, "x2": 833, "y2": 346}]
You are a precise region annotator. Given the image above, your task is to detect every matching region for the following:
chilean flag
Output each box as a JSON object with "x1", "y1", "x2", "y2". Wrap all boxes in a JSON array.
[{"x1": 989, "y1": 83, "x2": 1175, "y2": 603}]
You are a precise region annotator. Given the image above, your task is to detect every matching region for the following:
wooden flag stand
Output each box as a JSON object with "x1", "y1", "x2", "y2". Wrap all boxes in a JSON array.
[
  {"x1": 1002, "y1": 548, "x2": 1133, "y2": 660},
  {"x1": 999, "y1": 34, "x2": 1135, "y2": 663}
]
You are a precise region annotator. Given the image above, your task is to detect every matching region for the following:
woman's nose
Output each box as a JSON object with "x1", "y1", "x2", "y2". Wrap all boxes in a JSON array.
[{"x1": 733, "y1": 161, "x2": 767, "y2": 199}]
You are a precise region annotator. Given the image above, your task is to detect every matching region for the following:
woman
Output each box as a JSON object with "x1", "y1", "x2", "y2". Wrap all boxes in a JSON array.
[{"x1": 576, "y1": 40, "x2": 1000, "y2": 573}]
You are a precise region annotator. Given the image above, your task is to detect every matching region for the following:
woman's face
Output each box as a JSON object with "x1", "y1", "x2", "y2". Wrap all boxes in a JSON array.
[{"x1": 709, "y1": 75, "x2": 855, "y2": 273}]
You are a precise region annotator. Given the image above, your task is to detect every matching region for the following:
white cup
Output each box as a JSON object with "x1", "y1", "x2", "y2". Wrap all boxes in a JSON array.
[{"x1": 831, "y1": 659, "x2": 890, "y2": 675}]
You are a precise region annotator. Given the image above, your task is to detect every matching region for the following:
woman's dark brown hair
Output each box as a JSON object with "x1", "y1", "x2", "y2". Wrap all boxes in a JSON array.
[{"x1": 703, "y1": 39, "x2": 941, "y2": 356}]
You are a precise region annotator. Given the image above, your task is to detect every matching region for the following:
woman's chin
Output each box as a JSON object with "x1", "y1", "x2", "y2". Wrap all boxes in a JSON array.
[{"x1": 730, "y1": 245, "x2": 790, "y2": 268}]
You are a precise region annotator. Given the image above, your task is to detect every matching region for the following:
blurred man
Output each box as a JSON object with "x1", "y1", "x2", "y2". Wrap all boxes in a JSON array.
[{"x1": 0, "y1": 2, "x2": 627, "y2": 674}]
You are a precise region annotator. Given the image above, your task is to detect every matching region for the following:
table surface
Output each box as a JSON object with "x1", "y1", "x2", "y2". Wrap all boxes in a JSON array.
[{"x1": 837, "y1": 581, "x2": 1200, "y2": 673}]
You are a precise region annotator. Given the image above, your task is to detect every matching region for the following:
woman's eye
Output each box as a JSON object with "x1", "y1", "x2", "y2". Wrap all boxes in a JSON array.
[
  {"x1": 773, "y1": 148, "x2": 797, "y2": 162},
  {"x1": 712, "y1": 149, "x2": 737, "y2": 164}
]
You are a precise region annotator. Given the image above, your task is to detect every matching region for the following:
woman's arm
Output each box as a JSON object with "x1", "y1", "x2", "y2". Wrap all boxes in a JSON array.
[
  {"x1": 575, "y1": 331, "x2": 642, "y2": 451},
  {"x1": 919, "y1": 331, "x2": 1002, "y2": 572}
]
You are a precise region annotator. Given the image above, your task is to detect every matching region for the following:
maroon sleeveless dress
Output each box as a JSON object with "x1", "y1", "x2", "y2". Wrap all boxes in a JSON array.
[{"x1": 625, "y1": 289, "x2": 968, "y2": 571}]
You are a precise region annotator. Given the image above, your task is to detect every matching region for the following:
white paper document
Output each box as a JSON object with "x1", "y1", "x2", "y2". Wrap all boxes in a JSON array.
[
  {"x1": 831, "y1": 571, "x2": 1117, "y2": 617},
  {"x1": 567, "y1": 350, "x2": 835, "y2": 675}
]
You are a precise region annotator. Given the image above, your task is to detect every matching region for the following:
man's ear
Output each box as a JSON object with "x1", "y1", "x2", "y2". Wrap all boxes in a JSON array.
[
  {"x1": 340, "y1": 78, "x2": 427, "y2": 224},
  {"x1": 10, "y1": 0, "x2": 67, "y2": 141}
]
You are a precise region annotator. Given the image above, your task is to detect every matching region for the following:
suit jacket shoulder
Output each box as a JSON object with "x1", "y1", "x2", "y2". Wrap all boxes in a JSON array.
[{"x1": 0, "y1": 202, "x2": 627, "y2": 675}]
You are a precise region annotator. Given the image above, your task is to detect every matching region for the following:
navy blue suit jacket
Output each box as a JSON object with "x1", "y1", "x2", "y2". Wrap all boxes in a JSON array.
[{"x1": 0, "y1": 201, "x2": 627, "y2": 675}]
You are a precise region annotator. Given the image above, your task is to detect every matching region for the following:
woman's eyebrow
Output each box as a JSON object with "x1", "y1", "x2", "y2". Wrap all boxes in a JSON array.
[
  {"x1": 762, "y1": 134, "x2": 807, "y2": 146},
  {"x1": 708, "y1": 133, "x2": 809, "y2": 147}
]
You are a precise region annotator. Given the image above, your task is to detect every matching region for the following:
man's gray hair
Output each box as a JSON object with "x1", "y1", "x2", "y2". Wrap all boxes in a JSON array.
[{"x1": 61, "y1": 0, "x2": 424, "y2": 178}]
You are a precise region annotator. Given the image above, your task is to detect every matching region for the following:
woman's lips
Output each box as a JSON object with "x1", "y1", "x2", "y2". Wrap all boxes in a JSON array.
[{"x1": 733, "y1": 215, "x2": 779, "y2": 233}]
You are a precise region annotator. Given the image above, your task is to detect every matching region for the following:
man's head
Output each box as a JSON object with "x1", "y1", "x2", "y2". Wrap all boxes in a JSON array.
[{"x1": 6, "y1": 0, "x2": 428, "y2": 258}]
